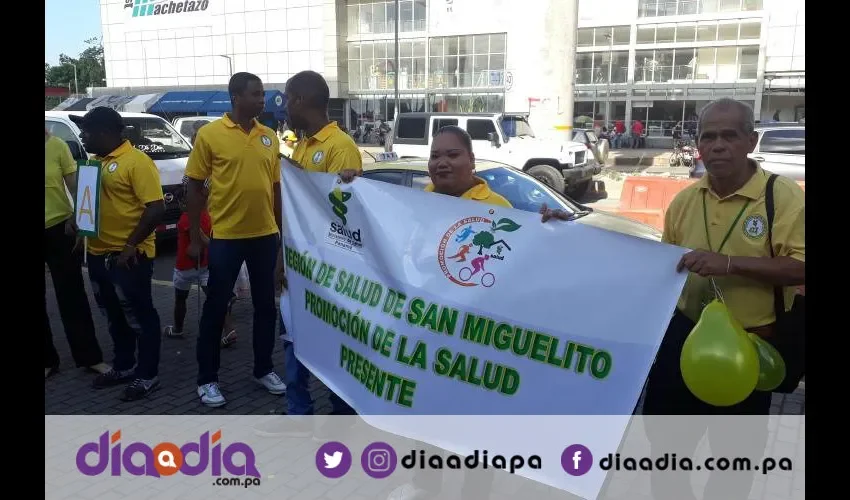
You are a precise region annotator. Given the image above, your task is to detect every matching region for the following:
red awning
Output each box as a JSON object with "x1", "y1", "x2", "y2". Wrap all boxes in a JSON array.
[{"x1": 45, "y1": 86, "x2": 71, "y2": 97}]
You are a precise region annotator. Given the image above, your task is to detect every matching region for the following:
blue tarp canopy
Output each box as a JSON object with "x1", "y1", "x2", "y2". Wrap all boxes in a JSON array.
[
  {"x1": 201, "y1": 90, "x2": 287, "y2": 120},
  {"x1": 148, "y1": 91, "x2": 215, "y2": 113}
]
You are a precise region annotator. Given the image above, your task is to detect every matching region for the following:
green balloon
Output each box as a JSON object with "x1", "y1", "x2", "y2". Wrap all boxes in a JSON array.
[
  {"x1": 681, "y1": 300, "x2": 759, "y2": 406},
  {"x1": 747, "y1": 332, "x2": 787, "y2": 392}
]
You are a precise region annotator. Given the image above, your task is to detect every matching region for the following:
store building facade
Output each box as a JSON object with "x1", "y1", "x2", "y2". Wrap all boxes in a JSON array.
[{"x1": 98, "y1": 0, "x2": 803, "y2": 133}]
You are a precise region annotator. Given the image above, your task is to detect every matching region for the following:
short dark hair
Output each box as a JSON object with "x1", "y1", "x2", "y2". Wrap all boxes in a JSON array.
[
  {"x1": 435, "y1": 125, "x2": 473, "y2": 153},
  {"x1": 228, "y1": 72, "x2": 262, "y2": 100},
  {"x1": 286, "y1": 70, "x2": 330, "y2": 109}
]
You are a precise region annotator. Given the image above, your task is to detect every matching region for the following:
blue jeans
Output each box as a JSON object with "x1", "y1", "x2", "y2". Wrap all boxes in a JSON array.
[
  {"x1": 280, "y1": 317, "x2": 351, "y2": 415},
  {"x1": 87, "y1": 253, "x2": 161, "y2": 380},
  {"x1": 197, "y1": 234, "x2": 278, "y2": 385}
]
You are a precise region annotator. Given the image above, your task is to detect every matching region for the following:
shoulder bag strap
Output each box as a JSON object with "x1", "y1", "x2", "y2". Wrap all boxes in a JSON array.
[{"x1": 764, "y1": 174, "x2": 785, "y2": 316}]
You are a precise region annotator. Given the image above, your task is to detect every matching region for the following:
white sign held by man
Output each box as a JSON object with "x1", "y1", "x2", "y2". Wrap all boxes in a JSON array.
[
  {"x1": 279, "y1": 162, "x2": 688, "y2": 499},
  {"x1": 75, "y1": 160, "x2": 102, "y2": 237}
]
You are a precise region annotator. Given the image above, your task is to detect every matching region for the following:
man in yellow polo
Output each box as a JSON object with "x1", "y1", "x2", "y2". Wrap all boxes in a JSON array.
[
  {"x1": 185, "y1": 72, "x2": 287, "y2": 408},
  {"x1": 287, "y1": 70, "x2": 362, "y2": 182},
  {"x1": 642, "y1": 98, "x2": 804, "y2": 499},
  {"x1": 255, "y1": 71, "x2": 361, "y2": 438},
  {"x1": 70, "y1": 107, "x2": 166, "y2": 402}
]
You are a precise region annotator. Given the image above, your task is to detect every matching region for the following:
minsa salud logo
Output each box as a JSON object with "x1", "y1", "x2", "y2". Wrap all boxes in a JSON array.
[
  {"x1": 75, "y1": 429, "x2": 260, "y2": 478},
  {"x1": 326, "y1": 187, "x2": 362, "y2": 252},
  {"x1": 329, "y1": 187, "x2": 351, "y2": 225},
  {"x1": 437, "y1": 210, "x2": 521, "y2": 288},
  {"x1": 125, "y1": 0, "x2": 210, "y2": 18}
]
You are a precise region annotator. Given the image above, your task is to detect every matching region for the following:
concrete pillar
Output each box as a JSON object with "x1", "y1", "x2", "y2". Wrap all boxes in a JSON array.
[{"x1": 529, "y1": 0, "x2": 578, "y2": 142}]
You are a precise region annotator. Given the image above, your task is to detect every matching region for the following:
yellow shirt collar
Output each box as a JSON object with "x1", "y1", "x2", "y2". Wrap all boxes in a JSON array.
[
  {"x1": 305, "y1": 122, "x2": 341, "y2": 143},
  {"x1": 97, "y1": 140, "x2": 135, "y2": 161},
  {"x1": 695, "y1": 160, "x2": 768, "y2": 200},
  {"x1": 221, "y1": 113, "x2": 261, "y2": 130},
  {"x1": 423, "y1": 176, "x2": 494, "y2": 201}
]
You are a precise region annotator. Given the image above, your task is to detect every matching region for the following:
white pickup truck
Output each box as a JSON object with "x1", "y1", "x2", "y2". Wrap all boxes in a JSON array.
[{"x1": 390, "y1": 112, "x2": 600, "y2": 197}]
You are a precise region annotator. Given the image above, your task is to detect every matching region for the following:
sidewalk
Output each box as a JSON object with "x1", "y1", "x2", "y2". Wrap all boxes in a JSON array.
[{"x1": 44, "y1": 271, "x2": 805, "y2": 415}]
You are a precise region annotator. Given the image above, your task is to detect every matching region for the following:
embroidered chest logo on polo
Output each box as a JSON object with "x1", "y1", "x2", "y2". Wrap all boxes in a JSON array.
[
  {"x1": 743, "y1": 214, "x2": 767, "y2": 239},
  {"x1": 312, "y1": 151, "x2": 325, "y2": 165},
  {"x1": 107, "y1": 162, "x2": 119, "y2": 173},
  {"x1": 261, "y1": 135, "x2": 272, "y2": 147}
]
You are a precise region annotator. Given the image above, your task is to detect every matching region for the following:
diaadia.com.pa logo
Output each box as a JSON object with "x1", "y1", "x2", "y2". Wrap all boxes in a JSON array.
[{"x1": 75, "y1": 429, "x2": 260, "y2": 484}]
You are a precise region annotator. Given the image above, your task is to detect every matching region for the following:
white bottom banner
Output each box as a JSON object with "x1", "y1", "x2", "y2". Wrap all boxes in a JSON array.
[{"x1": 46, "y1": 415, "x2": 804, "y2": 500}]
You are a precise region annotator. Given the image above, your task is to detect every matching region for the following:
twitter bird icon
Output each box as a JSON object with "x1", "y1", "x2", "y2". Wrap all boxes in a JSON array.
[
  {"x1": 324, "y1": 451, "x2": 343, "y2": 469},
  {"x1": 315, "y1": 442, "x2": 352, "y2": 478}
]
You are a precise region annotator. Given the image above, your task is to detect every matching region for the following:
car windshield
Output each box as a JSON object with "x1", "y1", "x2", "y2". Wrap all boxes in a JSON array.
[
  {"x1": 499, "y1": 116, "x2": 535, "y2": 138},
  {"x1": 477, "y1": 167, "x2": 580, "y2": 215},
  {"x1": 121, "y1": 117, "x2": 192, "y2": 159}
]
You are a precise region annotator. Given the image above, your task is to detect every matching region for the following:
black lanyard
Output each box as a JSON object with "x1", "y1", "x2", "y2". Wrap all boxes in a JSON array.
[{"x1": 702, "y1": 191, "x2": 750, "y2": 253}]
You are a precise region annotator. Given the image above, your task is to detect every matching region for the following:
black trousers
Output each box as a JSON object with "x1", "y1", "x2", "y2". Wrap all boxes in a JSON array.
[
  {"x1": 44, "y1": 219, "x2": 103, "y2": 369},
  {"x1": 642, "y1": 309, "x2": 771, "y2": 500}
]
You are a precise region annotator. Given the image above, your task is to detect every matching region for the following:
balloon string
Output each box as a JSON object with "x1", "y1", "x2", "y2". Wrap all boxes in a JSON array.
[{"x1": 710, "y1": 277, "x2": 725, "y2": 303}]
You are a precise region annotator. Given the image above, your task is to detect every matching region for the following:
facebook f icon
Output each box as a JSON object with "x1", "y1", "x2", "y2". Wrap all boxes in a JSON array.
[{"x1": 561, "y1": 444, "x2": 593, "y2": 476}]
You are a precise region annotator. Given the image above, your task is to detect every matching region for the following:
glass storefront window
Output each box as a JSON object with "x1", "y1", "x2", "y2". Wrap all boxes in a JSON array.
[
  {"x1": 348, "y1": 39, "x2": 425, "y2": 91},
  {"x1": 633, "y1": 46, "x2": 756, "y2": 84},
  {"x1": 575, "y1": 51, "x2": 629, "y2": 85}
]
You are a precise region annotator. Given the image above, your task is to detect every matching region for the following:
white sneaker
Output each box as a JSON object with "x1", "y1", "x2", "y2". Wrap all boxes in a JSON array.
[
  {"x1": 387, "y1": 484, "x2": 436, "y2": 500},
  {"x1": 197, "y1": 383, "x2": 226, "y2": 407},
  {"x1": 255, "y1": 371, "x2": 287, "y2": 395}
]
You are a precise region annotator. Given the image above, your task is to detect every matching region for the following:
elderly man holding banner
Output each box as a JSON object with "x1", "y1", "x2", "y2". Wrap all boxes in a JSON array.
[{"x1": 643, "y1": 98, "x2": 805, "y2": 500}]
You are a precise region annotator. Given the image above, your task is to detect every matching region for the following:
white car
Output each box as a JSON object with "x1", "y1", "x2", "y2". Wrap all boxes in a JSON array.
[
  {"x1": 45, "y1": 110, "x2": 192, "y2": 239},
  {"x1": 173, "y1": 116, "x2": 220, "y2": 142},
  {"x1": 390, "y1": 112, "x2": 599, "y2": 197},
  {"x1": 692, "y1": 125, "x2": 805, "y2": 181}
]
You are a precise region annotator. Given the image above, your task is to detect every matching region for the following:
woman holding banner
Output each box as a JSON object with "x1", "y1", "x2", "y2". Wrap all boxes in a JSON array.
[
  {"x1": 389, "y1": 126, "x2": 565, "y2": 500},
  {"x1": 44, "y1": 128, "x2": 110, "y2": 379}
]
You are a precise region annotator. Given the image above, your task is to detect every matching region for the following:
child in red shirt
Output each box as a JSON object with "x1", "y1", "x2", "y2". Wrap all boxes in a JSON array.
[{"x1": 164, "y1": 177, "x2": 236, "y2": 347}]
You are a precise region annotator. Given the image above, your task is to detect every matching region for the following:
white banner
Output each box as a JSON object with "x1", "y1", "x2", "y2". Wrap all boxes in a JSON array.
[{"x1": 279, "y1": 162, "x2": 688, "y2": 498}]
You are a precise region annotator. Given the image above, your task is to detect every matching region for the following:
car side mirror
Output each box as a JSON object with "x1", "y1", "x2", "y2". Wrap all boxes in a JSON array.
[
  {"x1": 66, "y1": 141, "x2": 87, "y2": 161},
  {"x1": 487, "y1": 132, "x2": 500, "y2": 148}
]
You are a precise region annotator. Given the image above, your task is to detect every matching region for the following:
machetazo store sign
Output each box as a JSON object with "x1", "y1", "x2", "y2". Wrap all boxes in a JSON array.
[{"x1": 124, "y1": 0, "x2": 210, "y2": 18}]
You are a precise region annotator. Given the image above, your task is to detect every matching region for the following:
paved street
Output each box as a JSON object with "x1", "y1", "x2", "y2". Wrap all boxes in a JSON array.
[{"x1": 45, "y1": 266, "x2": 805, "y2": 416}]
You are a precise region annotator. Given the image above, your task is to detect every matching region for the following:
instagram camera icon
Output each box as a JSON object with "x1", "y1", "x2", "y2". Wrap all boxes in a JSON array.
[{"x1": 361, "y1": 442, "x2": 397, "y2": 479}]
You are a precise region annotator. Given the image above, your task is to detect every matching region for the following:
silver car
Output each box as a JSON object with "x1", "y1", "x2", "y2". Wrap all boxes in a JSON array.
[{"x1": 691, "y1": 125, "x2": 805, "y2": 181}]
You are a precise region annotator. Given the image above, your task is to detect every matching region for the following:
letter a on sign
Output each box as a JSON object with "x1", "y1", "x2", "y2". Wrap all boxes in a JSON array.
[{"x1": 75, "y1": 161, "x2": 102, "y2": 237}]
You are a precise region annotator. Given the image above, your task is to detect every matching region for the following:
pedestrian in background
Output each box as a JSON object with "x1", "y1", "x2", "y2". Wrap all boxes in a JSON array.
[
  {"x1": 44, "y1": 128, "x2": 110, "y2": 379},
  {"x1": 643, "y1": 98, "x2": 805, "y2": 500},
  {"x1": 70, "y1": 107, "x2": 166, "y2": 401},
  {"x1": 185, "y1": 72, "x2": 286, "y2": 408}
]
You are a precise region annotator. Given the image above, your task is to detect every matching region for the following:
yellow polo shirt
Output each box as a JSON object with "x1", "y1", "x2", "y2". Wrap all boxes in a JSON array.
[
  {"x1": 185, "y1": 114, "x2": 281, "y2": 239},
  {"x1": 291, "y1": 122, "x2": 362, "y2": 173},
  {"x1": 663, "y1": 164, "x2": 805, "y2": 328},
  {"x1": 424, "y1": 177, "x2": 513, "y2": 208},
  {"x1": 45, "y1": 135, "x2": 77, "y2": 229},
  {"x1": 88, "y1": 141, "x2": 164, "y2": 258}
]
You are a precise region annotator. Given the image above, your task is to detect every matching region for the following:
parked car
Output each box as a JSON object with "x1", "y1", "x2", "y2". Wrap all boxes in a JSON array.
[
  {"x1": 691, "y1": 125, "x2": 805, "y2": 181},
  {"x1": 173, "y1": 116, "x2": 220, "y2": 142},
  {"x1": 360, "y1": 157, "x2": 662, "y2": 241},
  {"x1": 572, "y1": 128, "x2": 609, "y2": 165},
  {"x1": 390, "y1": 112, "x2": 599, "y2": 197},
  {"x1": 45, "y1": 110, "x2": 192, "y2": 240}
]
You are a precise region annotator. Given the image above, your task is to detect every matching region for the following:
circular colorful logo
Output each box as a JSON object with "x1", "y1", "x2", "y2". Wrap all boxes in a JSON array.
[
  {"x1": 361, "y1": 441, "x2": 397, "y2": 479},
  {"x1": 436, "y1": 214, "x2": 522, "y2": 288},
  {"x1": 315, "y1": 441, "x2": 352, "y2": 479},
  {"x1": 261, "y1": 135, "x2": 272, "y2": 147},
  {"x1": 561, "y1": 444, "x2": 593, "y2": 476}
]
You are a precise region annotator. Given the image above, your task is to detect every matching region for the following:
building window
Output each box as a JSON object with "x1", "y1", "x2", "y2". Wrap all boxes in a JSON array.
[
  {"x1": 637, "y1": 21, "x2": 760, "y2": 45},
  {"x1": 348, "y1": 39, "x2": 427, "y2": 91},
  {"x1": 577, "y1": 26, "x2": 631, "y2": 48},
  {"x1": 428, "y1": 94, "x2": 504, "y2": 113},
  {"x1": 634, "y1": 46, "x2": 758, "y2": 84},
  {"x1": 347, "y1": 0, "x2": 426, "y2": 36},
  {"x1": 576, "y1": 51, "x2": 629, "y2": 85},
  {"x1": 428, "y1": 33, "x2": 506, "y2": 89},
  {"x1": 638, "y1": 0, "x2": 761, "y2": 17}
]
